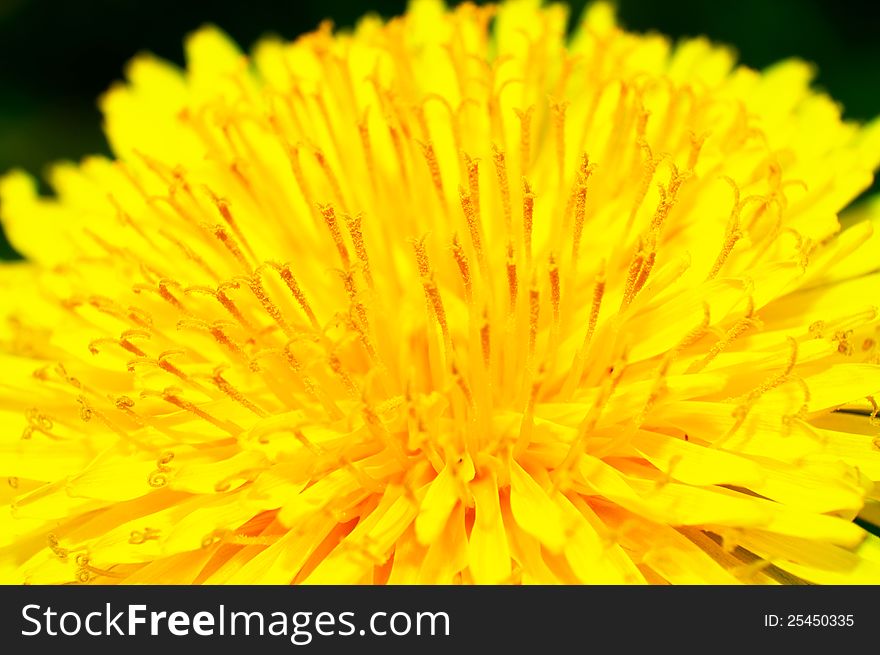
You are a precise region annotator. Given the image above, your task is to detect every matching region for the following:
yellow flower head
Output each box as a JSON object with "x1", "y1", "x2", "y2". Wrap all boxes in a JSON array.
[{"x1": 2, "y1": 0, "x2": 880, "y2": 585}]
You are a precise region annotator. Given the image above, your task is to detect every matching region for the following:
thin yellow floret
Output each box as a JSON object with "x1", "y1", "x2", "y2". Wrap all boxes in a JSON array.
[{"x1": 1, "y1": 0, "x2": 880, "y2": 585}]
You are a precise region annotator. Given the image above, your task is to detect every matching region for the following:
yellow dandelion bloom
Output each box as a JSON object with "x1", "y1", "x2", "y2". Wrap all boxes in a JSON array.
[{"x1": 2, "y1": 0, "x2": 880, "y2": 585}]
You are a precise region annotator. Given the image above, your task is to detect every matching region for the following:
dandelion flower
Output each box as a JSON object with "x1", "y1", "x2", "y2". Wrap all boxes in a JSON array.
[{"x1": 2, "y1": 0, "x2": 880, "y2": 585}]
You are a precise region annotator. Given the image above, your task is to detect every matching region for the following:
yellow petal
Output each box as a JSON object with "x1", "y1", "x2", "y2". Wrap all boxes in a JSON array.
[
  {"x1": 415, "y1": 463, "x2": 459, "y2": 545},
  {"x1": 508, "y1": 459, "x2": 566, "y2": 553},
  {"x1": 418, "y1": 502, "x2": 468, "y2": 584},
  {"x1": 738, "y1": 530, "x2": 880, "y2": 584},
  {"x1": 468, "y1": 473, "x2": 511, "y2": 584},
  {"x1": 631, "y1": 429, "x2": 763, "y2": 487}
]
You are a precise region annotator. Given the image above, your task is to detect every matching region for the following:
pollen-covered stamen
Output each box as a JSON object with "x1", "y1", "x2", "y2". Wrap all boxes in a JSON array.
[
  {"x1": 450, "y1": 234, "x2": 473, "y2": 304},
  {"x1": 206, "y1": 189, "x2": 258, "y2": 262},
  {"x1": 561, "y1": 262, "x2": 606, "y2": 398},
  {"x1": 717, "y1": 337, "x2": 801, "y2": 447},
  {"x1": 412, "y1": 238, "x2": 452, "y2": 356},
  {"x1": 246, "y1": 268, "x2": 297, "y2": 338},
  {"x1": 147, "y1": 387, "x2": 243, "y2": 435},
  {"x1": 521, "y1": 178, "x2": 535, "y2": 267},
  {"x1": 419, "y1": 141, "x2": 448, "y2": 212},
  {"x1": 207, "y1": 365, "x2": 270, "y2": 417},
  {"x1": 336, "y1": 268, "x2": 381, "y2": 366},
  {"x1": 121, "y1": 329, "x2": 152, "y2": 353},
  {"x1": 328, "y1": 352, "x2": 360, "y2": 397},
  {"x1": 54, "y1": 363, "x2": 83, "y2": 391},
  {"x1": 516, "y1": 283, "x2": 541, "y2": 409},
  {"x1": 686, "y1": 297, "x2": 760, "y2": 374},
  {"x1": 213, "y1": 224, "x2": 253, "y2": 272},
  {"x1": 464, "y1": 154, "x2": 481, "y2": 218},
  {"x1": 751, "y1": 337, "x2": 800, "y2": 399},
  {"x1": 620, "y1": 236, "x2": 646, "y2": 311},
  {"x1": 832, "y1": 329, "x2": 854, "y2": 356},
  {"x1": 344, "y1": 213, "x2": 374, "y2": 290},
  {"x1": 782, "y1": 227, "x2": 815, "y2": 273},
  {"x1": 128, "y1": 528, "x2": 162, "y2": 545},
  {"x1": 132, "y1": 278, "x2": 189, "y2": 314},
  {"x1": 46, "y1": 534, "x2": 69, "y2": 561},
  {"x1": 570, "y1": 155, "x2": 593, "y2": 266},
  {"x1": 272, "y1": 342, "x2": 344, "y2": 420},
  {"x1": 155, "y1": 349, "x2": 194, "y2": 382},
  {"x1": 21, "y1": 409, "x2": 54, "y2": 440},
  {"x1": 527, "y1": 285, "x2": 540, "y2": 356},
  {"x1": 118, "y1": 304, "x2": 152, "y2": 333},
  {"x1": 631, "y1": 248, "x2": 656, "y2": 305},
  {"x1": 319, "y1": 204, "x2": 351, "y2": 269},
  {"x1": 623, "y1": 171, "x2": 686, "y2": 309},
  {"x1": 678, "y1": 302, "x2": 712, "y2": 352},
  {"x1": 88, "y1": 334, "x2": 147, "y2": 357},
  {"x1": 706, "y1": 180, "x2": 761, "y2": 281},
  {"x1": 184, "y1": 282, "x2": 256, "y2": 333},
  {"x1": 548, "y1": 254, "x2": 561, "y2": 327},
  {"x1": 177, "y1": 318, "x2": 252, "y2": 368},
  {"x1": 273, "y1": 262, "x2": 321, "y2": 331},
  {"x1": 146, "y1": 451, "x2": 175, "y2": 488},
  {"x1": 114, "y1": 394, "x2": 135, "y2": 410},
  {"x1": 460, "y1": 187, "x2": 487, "y2": 277},
  {"x1": 76, "y1": 394, "x2": 152, "y2": 449},
  {"x1": 492, "y1": 144, "x2": 512, "y2": 232},
  {"x1": 74, "y1": 554, "x2": 126, "y2": 583},
  {"x1": 506, "y1": 240, "x2": 518, "y2": 312}
]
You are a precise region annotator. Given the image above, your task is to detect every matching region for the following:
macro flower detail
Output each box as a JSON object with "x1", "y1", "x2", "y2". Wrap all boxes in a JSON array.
[{"x1": 2, "y1": 0, "x2": 880, "y2": 584}]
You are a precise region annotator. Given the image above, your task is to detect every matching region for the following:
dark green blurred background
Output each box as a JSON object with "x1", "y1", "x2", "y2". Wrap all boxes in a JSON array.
[{"x1": 1, "y1": 0, "x2": 879, "y2": 260}]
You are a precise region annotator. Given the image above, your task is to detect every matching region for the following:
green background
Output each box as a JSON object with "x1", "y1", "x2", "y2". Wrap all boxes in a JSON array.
[{"x1": 1, "y1": 0, "x2": 878, "y2": 260}]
